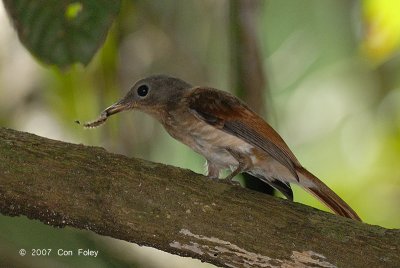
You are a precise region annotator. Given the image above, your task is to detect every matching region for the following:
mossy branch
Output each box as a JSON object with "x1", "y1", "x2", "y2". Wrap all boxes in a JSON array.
[{"x1": 0, "y1": 127, "x2": 399, "y2": 267}]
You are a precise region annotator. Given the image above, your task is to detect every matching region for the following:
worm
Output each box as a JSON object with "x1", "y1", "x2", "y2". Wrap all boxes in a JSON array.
[{"x1": 76, "y1": 111, "x2": 108, "y2": 129}]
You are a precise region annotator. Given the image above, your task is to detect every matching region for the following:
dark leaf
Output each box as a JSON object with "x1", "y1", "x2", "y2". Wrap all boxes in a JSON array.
[{"x1": 3, "y1": 0, "x2": 121, "y2": 68}]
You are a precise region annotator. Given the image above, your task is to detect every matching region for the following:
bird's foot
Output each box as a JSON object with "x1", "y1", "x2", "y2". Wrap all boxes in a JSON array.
[
  {"x1": 223, "y1": 174, "x2": 241, "y2": 186},
  {"x1": 226, "y1": 179, "x2": 241, "y2": 186},
  {"x1": 207, "y1": 175, "x2": 240, "y2": 186}
]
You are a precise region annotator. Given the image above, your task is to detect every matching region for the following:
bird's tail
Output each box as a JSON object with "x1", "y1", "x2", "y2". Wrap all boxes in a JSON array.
[{"x1": 297, "y1": 166, "x2": 361, "y2": 221}]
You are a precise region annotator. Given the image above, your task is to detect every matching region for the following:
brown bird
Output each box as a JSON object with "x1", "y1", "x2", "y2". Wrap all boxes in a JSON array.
[{"x1": 83, "y1": 75, "x2": 361, "y2": 221}]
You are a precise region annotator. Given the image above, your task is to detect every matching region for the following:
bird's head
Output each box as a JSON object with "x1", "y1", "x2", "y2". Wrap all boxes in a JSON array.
[
  {"x1": 82, "y1": 75, "x2": 192, "y2": 128},
  {"x1": 97, "y1": 75, "x2": 191, "y2": 123}
]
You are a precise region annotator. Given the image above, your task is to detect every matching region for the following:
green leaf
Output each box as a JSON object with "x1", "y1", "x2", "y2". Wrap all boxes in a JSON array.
[{"x1": 3, "y1": 0, "x2": 121, "y2": 68}]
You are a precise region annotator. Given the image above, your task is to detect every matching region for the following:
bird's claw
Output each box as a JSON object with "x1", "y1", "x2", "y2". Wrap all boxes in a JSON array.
[{"x1": 222, "y1": 178, "x2": 241, "y2": 186}]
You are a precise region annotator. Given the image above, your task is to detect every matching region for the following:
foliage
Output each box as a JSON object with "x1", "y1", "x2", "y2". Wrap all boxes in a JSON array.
[
  {"x1": 2, "y1": 0, "x2": 120, "y2": 67},
  {"x1": 362, "y1": 0, "x2": 400, "y2": 63}
]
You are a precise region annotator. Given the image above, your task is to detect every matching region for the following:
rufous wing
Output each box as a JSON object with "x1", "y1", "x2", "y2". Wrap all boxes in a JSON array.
[{"x1": 186, "y1": 87, "x2": 301, "y2": 181}]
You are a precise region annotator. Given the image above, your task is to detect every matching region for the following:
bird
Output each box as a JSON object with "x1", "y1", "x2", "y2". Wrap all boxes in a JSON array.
[{"x1": 82, "y1": 74, "x2": 361, "y2": 221}]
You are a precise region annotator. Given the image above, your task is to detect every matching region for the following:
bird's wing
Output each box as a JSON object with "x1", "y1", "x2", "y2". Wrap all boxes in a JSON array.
[{"x1": 187, "y1": 87, "x2": 300, "y2": 180}]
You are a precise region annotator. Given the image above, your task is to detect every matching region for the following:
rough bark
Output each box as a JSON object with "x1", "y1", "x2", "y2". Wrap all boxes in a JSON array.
[{"x1": 0, "y1": 127, "x2": 399, "y2": 268}]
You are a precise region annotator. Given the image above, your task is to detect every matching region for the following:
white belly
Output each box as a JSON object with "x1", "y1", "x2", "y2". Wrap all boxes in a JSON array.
[{"x1": 165, "y1": 118, "x2": 253, "y2": 169}]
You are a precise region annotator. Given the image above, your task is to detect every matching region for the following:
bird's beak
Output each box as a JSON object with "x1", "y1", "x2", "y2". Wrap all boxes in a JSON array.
[
  {"x1": 81, "y1": 96, "x2": 135, "y2": 128},
  {"x1": 103, "y1": 98, "x2": 133, "y2": 117}
]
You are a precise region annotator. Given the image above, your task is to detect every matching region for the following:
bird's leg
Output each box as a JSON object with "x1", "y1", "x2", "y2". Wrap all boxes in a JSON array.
[
  {"x1": 225, "y1": 148, "x2": 252, "y2": 185},
  {"x1": 206, "y1": 160, "x2": 220, "y2": 180}
]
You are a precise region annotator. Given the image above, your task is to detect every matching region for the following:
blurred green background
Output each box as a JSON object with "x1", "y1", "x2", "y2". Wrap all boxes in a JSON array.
[{"x1": 1, "y1": 0, "x2": 399, "y2": 267}]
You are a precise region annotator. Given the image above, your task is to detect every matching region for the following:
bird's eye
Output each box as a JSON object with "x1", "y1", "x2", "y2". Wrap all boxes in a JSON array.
[{"x1": 137, "y1": 84, "x2": 149, "y2": 97}]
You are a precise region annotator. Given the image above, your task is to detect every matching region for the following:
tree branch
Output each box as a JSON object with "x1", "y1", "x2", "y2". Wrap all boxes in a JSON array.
[{"x1": 0, "y1": 127, "x2": 398, "y2": 267}]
